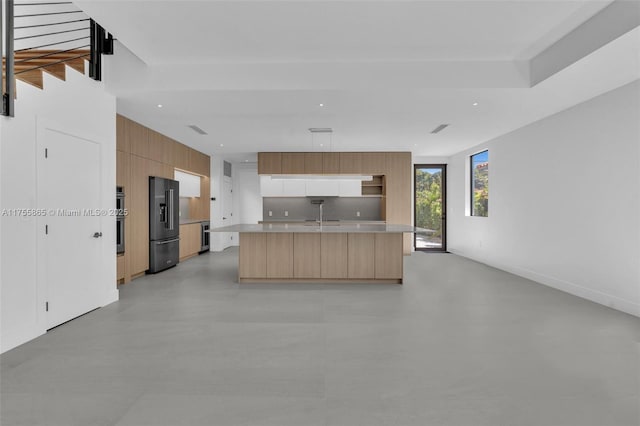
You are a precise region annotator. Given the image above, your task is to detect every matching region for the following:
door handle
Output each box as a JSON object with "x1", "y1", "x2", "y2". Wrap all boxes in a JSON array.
[
  {"x1": 222, "y1": 217, "x2": 227, "y2": 220},
  {"x1": 156, "y1": 238, "x2": 180, "y2": 245},
  {"x1": 93, "y1": 232, "x2": 103, "y2": 238}
]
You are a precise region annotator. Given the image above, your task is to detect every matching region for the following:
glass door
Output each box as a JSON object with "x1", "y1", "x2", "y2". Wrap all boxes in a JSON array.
[{"x1": 414, "y1": 164, "x2": 447, "y2": 251}]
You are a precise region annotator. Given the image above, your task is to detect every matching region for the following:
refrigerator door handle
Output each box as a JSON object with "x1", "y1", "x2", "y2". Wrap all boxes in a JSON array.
[
  {"x1": 168, "y1": 188, "x2": 175, "y2": 231},
  {"x1": 155, "y1": 237, "x2": 180, "y2": 245}
]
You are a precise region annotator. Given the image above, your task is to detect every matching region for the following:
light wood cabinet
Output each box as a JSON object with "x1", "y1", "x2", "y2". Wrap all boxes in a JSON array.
[
  {"x1": 385, "y1": 152, "x2": 412, "y2": 254},
  {"x1": 282, "y1": 153, "x2": 305, "y2": 174},
  {"x1": 258, "y1": 152, "x2": 282, "y2": 174},
  {"x1": 361, "y1": 152, "x2": 386, "y2": 175},
  {"x1": 116, "y1": 115, "x2": 130, "y2": 153},
  {"x1": 129, "y1": 121, "x2": 150, "y2": 158},
  {"x1": 189, "y1": 150, "x2": 210, "y2": 176},
  {"x1": 117, "y1": 114, "x2": 211, "y2": 283},
  {"x1": 374, "y1": 233, "x2": 403, "y2": 279},
  {"x1": 239, "y1": 233, "x2": 266, "y2": 278},
  {"x1": 322, "y1": 153, "x2": 341, "y2": 174},
  {"x1": 304, "y1": 153, "x2": 323, "y2": 174},
  {"x1": 148, "y1": 129, "x2": 165, "y2": 164},
  {"x1": 173, "y1": 142, "x2": 190, "y2": 171},
  {"x1": 188, "y1": 176, "x2": 211, "y2": 220},
  {"x1": 293, "y1": 233, "x2": 321, "y2": 278},
  {"x1": 266, "y1": 233, "x2": 293, "y2": 278},
  {"x1": 238, "y1": 231, "x2": 403, "y2": 282},
  {"x1": 340, "y1": 152, "x2": 363, "y2": 174},
  {"x1": 321, "y1": 233, "x2": 348, "y2": 278},
  {"x1": 347, "y1": 233, "x2": 375, "y2": 279},
  {"x1": 129, "y1": 155, "x2": 150, "y2": 276},
  {"x1": 116, "y1": 150, "x2": 130, "y2": 188},
  {"x1": 179, "y1": 223, "x2": 201, "y2": 260}
]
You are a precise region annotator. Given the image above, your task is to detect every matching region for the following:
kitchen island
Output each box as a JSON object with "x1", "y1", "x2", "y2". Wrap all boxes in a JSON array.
[{"x1": 210, "y1": 223, "x2": 428, "y2": 283}]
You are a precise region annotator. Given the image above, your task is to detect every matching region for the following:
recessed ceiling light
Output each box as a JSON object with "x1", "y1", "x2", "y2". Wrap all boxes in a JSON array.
[
  {"x1": 220, "y1": 144, "x2": 224, "y2": 147},
  {"x1": 157, "y1": 104, "x2": 163, "y2": 108},
  {"x1": 472, "y1": 102, "x2": 479, "y2": 106},
  {"x1": 319, "y1": 103, "x2": 324, "y2": 107}
]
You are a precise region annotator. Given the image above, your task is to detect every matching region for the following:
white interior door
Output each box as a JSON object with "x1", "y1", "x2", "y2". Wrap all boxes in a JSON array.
[
  {"x1": 38, "y1": 129, "x2": 102, "y2": 329},
  {"x1": 222, "y1": 178, "x2": 234, "y2": 248}
]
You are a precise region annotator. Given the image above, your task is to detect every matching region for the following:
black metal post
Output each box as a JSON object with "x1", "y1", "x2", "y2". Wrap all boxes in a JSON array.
[
  {"x1": 102, "y1": 32, "x2": 113, "y2": 55},
  {"x1": 3, "y1": 0, "x2": 15, "y2": 117},
  {"x1": 1, "y1": 0, "x2": 4, "y2": 113}
]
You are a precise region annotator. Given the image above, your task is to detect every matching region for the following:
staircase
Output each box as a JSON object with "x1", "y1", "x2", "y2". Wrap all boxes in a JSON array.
[
  {"x1": 1, "y1": 0, "x2": 113, "y2": 116},
  {"x1": 3, "y1": 49, "x2": 90, "y2": 91}
]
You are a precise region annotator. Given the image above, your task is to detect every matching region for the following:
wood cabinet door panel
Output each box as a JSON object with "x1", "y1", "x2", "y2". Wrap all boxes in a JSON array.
[
  {"x1": 174, "y1": 143, "x2": 190, "y2": 171},
  {"x1": 340, "y1": 153, "x2": 363, "y2": 174},
  {"x1": 294, "y1": 233, "x2": 321, "y2": 278},
  {"x1": 321, "y1": 233, "x2": 348, "y2": 278},
  {"x1": 266, "y1": 233, "x2": 293, "y2": 278},
  {"x1": 361, "y1": 152, "x2": 387, "y2": 175},
  {"x1": 116, "y1": 115, "x2": 130, "y2": 153},
  {"x1": 304, "y1": 153, "x2": 323, "y2": 174},
  {"x1": 347, "y1": 233, "x2": 375, "y2": 279},
  {"x1": 322, "y1": 153, "x2": 340, "y2": 174},
  {"x1": 148, "y1": 130, "x2": 164, "y2": 163},
  {"x1": 239, "y1": 233, "x2": 267, "y2": 278},
  {"x1": 116, "y1": 150, "x2": 130, "y2": 188},
  {"x1": 375, "y1": 233, "x2": 403, "y2": 279},
  {"x1": 129, "y1": 121, "x2": 150, "y2": 158},
  {"x1": 282, "y1": 153, "x2": 305, "y2": 174},
  {"x1": 258, "y1": 152, "x2": 282, "y2": 174}
]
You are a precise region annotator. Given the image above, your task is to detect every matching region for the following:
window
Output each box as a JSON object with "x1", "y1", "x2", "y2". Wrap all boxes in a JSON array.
[{"x1": 470, "y1": 150, "x2": 489, "y2": 217}]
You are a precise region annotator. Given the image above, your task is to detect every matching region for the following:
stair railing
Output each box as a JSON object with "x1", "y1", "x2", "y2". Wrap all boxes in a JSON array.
[
  {"x1": 1, "y1": 0, "x2": 113, "y2": 117},
  {"x1": 2, "y1": 0, "x2": 15, "y2": 116}
]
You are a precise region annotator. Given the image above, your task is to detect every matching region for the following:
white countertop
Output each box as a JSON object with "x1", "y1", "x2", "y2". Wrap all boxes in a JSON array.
[{"x1": 208, "y1": 223, "x2": 429, "y2": 233}]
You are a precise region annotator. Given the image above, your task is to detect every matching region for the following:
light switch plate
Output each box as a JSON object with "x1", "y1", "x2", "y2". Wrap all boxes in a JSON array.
[
  {"x1": 268, "y1": 211, "x2": 273, "y2": 217},
  {"x1": 284, "y1": 211, "x2": 288, "y2": 217}
]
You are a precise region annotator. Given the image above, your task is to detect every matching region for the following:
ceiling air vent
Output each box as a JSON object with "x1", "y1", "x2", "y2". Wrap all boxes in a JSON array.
[
  {"x1": 430, "y1": 124, "x2": 449, "y2": 134},
  {"x1": 187, "y1": 124, "x2": 208, "y2": 135},
  {"x1": 223, "y1": 161, "x2": 232, "y2": 178}
]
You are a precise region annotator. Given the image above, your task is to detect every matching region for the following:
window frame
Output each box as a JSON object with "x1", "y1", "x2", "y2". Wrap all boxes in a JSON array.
[{"x1": 470, "y1": 150, "x2": 489, "y2": 217}]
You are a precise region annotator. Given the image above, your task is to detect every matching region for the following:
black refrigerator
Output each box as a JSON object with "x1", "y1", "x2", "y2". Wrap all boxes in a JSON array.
[{"x1": 148, "y1": 176, "x2": 180, "y2": 273}]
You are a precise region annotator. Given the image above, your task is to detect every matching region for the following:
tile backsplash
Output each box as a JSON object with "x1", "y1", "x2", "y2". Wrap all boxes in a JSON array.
[
  {"x1": 263, "y1": 197, "x2": 382, "y2": 221},
  {"x1": 179, "y1": 197, "x2": 190, "y2": 220}
]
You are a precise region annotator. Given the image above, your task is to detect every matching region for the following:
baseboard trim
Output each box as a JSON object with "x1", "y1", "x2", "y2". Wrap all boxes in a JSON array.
[{"x1": 449, "y1": 249, "x2": 640, "y2": 317}]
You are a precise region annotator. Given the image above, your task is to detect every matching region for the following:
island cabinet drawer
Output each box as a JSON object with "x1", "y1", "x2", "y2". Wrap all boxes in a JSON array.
[
  {"x1": 321, "y1": 234, "x2": 348, "y2": 279},
  {"x1": 239, "y1": 233, "x2": 267, "y2": 278},
  {"x1": 266, "y1": 233, "x2": 293, "y2": 278},
  {"x1": 294, "y1": 234, "x2": 321, "y2": 278}
]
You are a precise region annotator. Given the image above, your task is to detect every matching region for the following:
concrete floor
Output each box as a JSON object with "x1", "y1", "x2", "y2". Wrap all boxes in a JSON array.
[{"x1": 1, "y1": 248, "x2": 638, "y2": 426}]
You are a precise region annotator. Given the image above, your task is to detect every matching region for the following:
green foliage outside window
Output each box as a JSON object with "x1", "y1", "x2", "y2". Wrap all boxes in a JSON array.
[
  {"x1": 415, "y1": 169, "x2": 442, "y2": 237},
  {"x1": 471, "y1": 151, "x2": 489, "y2": 217}
]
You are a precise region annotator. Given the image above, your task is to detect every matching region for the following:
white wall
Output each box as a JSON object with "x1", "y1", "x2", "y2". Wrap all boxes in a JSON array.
[
  {"x1": 447, "y1": 81, "x2": 640, "y2": 316},
  {"x1": 0, "y1": 64, "x2": 117, "y2": 353},
  {"x1": 231, "y1": 163, "x2": 262, "y2": 246}
]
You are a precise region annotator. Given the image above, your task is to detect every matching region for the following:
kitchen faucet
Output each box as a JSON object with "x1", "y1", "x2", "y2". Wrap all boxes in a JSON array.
[{"x1": 310, "y1": 199, "x2": 324, "y2": 225}]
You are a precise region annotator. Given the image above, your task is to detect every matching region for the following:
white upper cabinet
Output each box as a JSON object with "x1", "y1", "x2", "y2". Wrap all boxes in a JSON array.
[
  {"x1": 175, "y1": 170, "x2": 201, "y2": 197},
  {"x1": 261, "y1": 176, "x2": 363, "y2": 197},
  {"x1": 260, "y1": 175, "x2": 284, "y2": 196},
  {"x1": 338, "y1": 180, "x2": 362, "y2": 197},
  {"x1": 305, "y1": 180, "x2": 340, "y2": 196},
  {"x1": 283, "y1": 180, "x2": 306, "y2": 196}
]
